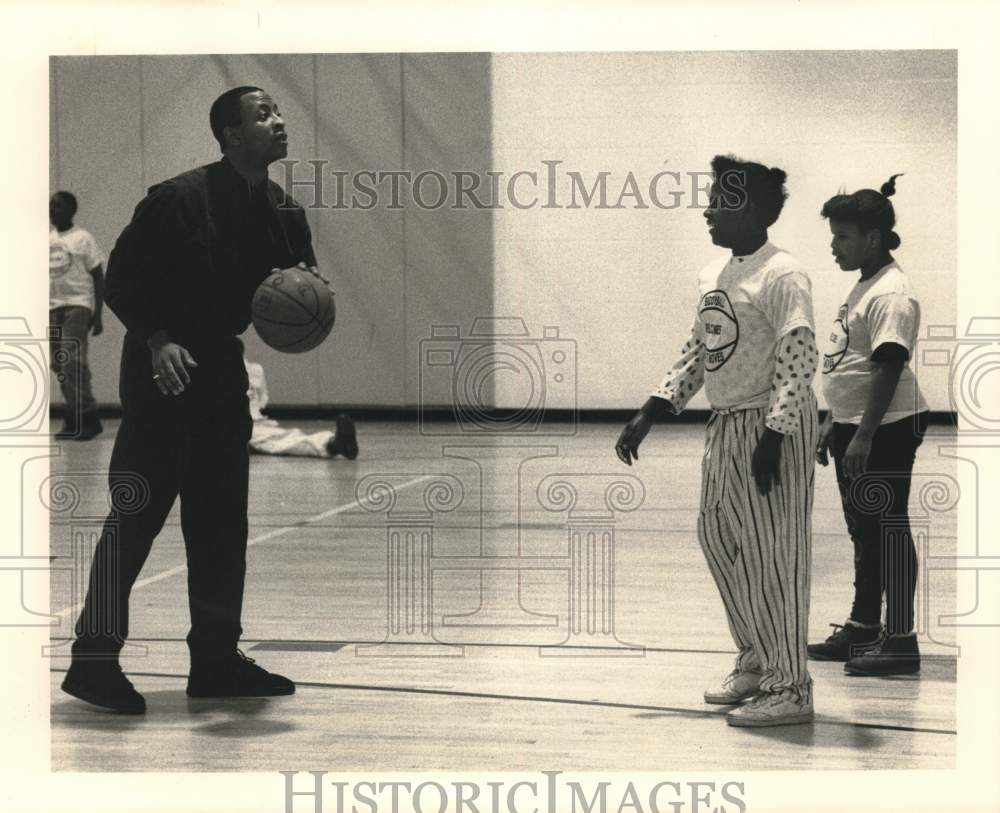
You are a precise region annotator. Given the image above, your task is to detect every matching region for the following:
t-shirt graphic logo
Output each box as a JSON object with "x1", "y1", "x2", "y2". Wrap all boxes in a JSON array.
[
  {"x1": 699, "y1": 289, "x2": 739, "y2": 371},
  {"x1": 823, "y1": 303, "x2": 849, "y2": 374},
  {"x1": 49, "y1": 240, "x2": 71, "y2": 279}
]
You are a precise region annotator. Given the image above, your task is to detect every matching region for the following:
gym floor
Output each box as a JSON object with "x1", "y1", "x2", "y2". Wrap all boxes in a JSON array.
[{"x1": 48, "y1": 420, "x2": 958, "y2": 772}]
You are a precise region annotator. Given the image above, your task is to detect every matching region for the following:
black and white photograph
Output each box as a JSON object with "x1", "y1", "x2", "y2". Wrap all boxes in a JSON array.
[{"x1": 2, "y1": 3, "x2": 999, "y2": 812}]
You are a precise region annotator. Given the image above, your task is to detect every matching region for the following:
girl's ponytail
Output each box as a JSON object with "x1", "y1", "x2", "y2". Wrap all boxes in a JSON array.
[{"x1": 880, "y1": 173, "x2": 904, "y2": 198}]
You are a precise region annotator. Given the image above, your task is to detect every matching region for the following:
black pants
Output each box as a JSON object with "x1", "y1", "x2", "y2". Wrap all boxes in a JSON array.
[
  {"x1": 832, "y1": 411, "x2": 929, "y2": 635},
  {"x1": 73, "y1": 332, "x2": 253, "y2": 665}
]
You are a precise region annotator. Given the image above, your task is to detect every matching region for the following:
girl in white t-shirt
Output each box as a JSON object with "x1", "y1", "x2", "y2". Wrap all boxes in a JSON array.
[{"x1": 809, "y1": 175, "x2": 930, "y2": 677}]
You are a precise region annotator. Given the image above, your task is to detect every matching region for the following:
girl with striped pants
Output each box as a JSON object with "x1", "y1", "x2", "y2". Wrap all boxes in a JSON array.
[{"x1": 617, "y1": 155, "x2": 819, "y2": 728}]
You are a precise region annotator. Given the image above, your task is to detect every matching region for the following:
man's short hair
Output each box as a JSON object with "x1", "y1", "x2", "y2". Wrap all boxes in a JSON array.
[{"x1": 209, "y1": 86, "x2": 264, "y2": 153}]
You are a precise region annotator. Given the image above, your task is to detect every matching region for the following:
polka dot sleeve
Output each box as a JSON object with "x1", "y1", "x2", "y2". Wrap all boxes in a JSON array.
[
  {"x1": 765, "y1": 327, "x2": 818, "y2": 435},
  {"x1": 651, "y1": 318, "x2": 706, "y2": 415}
]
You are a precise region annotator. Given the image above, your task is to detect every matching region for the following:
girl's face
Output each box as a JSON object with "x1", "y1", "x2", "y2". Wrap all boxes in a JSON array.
[
  {"x1": 828, "y1": 218, "x2": 878, "y2": 271},
  {"x1": 704, "y1": 180, "x2": 759, "y2": 249}
]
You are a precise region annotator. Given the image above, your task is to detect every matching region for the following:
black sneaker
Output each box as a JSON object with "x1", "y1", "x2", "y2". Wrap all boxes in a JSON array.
[
  {"x1": 53, "y1": 423, "x2": 77, "y2": 440},
  {"x1": 844, "y1": 633, "x2": 920, "y2": 676},
  {"x1": 61, "y1": 660, "x2": 146, "y2": 714},
  {"x1": 808, "y1": 621, "x2": 883, "y2": 662},
  {"x1": 76, "y1": 416, "x2": 103, "y2": 440},
  {"x1": 186, "y1": 650, "x2": 295, "y2": 698},
  {"x1": 325, "y1": 413, "x2": 358, "y2": 460}
]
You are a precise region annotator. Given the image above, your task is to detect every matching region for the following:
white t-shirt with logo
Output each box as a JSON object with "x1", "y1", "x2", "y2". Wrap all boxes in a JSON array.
[
  {"x1": 49, "y1": 225, "x2": 104, "y2": 311},
  {"x1": 679, "y1": 242, "x2": 815, "y2": 411},
  {"x1": 820, "y1": 262, "x2": 928, "y2": 425}
]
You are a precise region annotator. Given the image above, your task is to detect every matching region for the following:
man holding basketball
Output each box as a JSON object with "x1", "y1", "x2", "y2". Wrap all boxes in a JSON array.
[{"x1": 62, "y1": 87, "x2": 320, "y2": 714}]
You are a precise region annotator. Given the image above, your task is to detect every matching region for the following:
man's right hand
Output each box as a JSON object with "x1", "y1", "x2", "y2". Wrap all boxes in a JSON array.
[
  {"x1": 147, "y1": 331, "x2": 198, "y2": 396},
  {"x1": 615, "y1": 411, "x2": 653, "y2": 466}
]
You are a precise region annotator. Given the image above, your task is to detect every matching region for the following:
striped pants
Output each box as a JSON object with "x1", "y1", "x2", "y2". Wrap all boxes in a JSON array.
[{"x1": 697, "y1": 398, "x2": 818, "y2": 704}]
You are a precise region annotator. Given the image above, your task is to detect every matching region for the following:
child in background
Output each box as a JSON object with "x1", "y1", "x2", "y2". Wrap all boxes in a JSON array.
[
  {"x1": 810, "y1": 174, "x2": 930, "y2": 676},
  {"x1": 49, "y1": 191, "x2": 105, "y2": 439},
  {"x1": 243, "y1": 341, "x2": 358, "y2": 460}
]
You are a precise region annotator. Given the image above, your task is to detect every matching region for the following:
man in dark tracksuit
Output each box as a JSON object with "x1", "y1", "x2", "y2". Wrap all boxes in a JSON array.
[{"x1": 62, "y1": 86, "x2": 319, "y2": 714}]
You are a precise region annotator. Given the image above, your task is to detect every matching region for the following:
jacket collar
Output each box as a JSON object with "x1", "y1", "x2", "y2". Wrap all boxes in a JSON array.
[{"x1": 219, "y1": 155, "x2": 270, "y2": 201}]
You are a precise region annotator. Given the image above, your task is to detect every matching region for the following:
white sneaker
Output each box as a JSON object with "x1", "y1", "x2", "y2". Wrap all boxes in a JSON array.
[
  {"x1": 704, "y1": 669, "x2": 763, "y2": 705},
  {"x1": 725, "y1": 692, "x2": 814, "y2": 728}
]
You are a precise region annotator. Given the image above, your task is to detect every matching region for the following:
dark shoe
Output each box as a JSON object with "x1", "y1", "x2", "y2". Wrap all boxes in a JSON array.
[
  {"x1": 187, "y1": 650, "x2": 295, "y2": 698},
  {"x1": 808, "y1": 621, "x2": 883, "y2": 662},
  {"x1": 61, "y1": 660, "x2": 146, "y2": 714},
  {"x1": 325, "y1": 413, "x2": 358, "y2": 460},
  {"x1": 845, "y1": 633, "x2": 920, "y2": 676},
  {"x1": 76, "y1": 416, "x2": 103, "y2": 440},
  {"x1": 53, "y1": 422, "x2": 77, "y2": 440}
]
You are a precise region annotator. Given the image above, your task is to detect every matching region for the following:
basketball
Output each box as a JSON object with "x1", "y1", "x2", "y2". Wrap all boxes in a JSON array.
[{"x1": 252, "y1": 265, "x2": 336, "y2": 353}]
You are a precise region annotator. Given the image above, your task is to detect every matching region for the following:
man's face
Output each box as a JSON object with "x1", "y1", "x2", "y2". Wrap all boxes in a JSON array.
[
  {"x1": 828, "y1": 218, "x2": 876, "y2": 271},
  {"x1": 702, "y1": 178, "x2": 753, "y2": 249},
  {"x1": 49, "y1": 195, "x2": 72, "y2": 228},
  {"x1": 227, "y1": 90, "x2": 288, "y2": 164}
]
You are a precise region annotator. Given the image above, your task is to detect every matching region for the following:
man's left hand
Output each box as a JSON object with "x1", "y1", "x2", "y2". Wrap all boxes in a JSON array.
[
  {"x1": 90, "y1": 314, "x2": 103, "y2": 337},
  {"x1": 296, "y1": 261, "x2": 330, "y2": 287}
]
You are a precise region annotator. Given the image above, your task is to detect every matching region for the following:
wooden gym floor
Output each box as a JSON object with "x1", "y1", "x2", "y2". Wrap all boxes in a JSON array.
[{"x1": 48, "y1": 419, "x2": 958, "y2": 772}]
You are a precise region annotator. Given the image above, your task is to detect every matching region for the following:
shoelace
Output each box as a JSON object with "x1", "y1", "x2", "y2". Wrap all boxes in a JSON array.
[
  {"x1": 745, "y1": 693, "x2": 775, "y2": 709},
  {"x1": 825, "y1": 623, "x2": 847, "y2": 642},
  {"x1": 748, "y1": 693, "x2": 800, "y2": 710},
  {"x1": 235, "y1": 649, "x2": 257, "y2": 665},
  {"x1": 859, "y1": 637, "x2": 887, "y2": 655}
]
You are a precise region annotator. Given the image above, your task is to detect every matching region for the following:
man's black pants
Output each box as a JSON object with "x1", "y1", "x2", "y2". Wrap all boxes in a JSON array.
[
  {"x1": 832, "y1": 411, "x2": 929, "y2": 635},
  {"x1": 72, "y1": 332, "x2": 252, "y2": 666}
]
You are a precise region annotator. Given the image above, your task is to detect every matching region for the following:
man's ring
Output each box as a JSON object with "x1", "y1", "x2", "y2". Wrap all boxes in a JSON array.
[{"x1": 153, "y1": 374, "x2": 161, "y2": 380}]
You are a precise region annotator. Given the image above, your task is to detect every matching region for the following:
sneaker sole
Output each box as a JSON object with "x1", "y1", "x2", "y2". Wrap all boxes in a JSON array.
[
  {"x1": 844, "y1": 664, "x2": 920, "y2": 676},
  {"x1": 726, "y1": 710, "x2": 815, "y2": 728},
  {"x1": 61, "y1": 679, "x2": 146, "y2": 715},
  {"x1": 186, "y1": 686, "x2": 296, "y2": 698},
  {"x1": 807, "y1": 651, "x2": 847, "y2": 662},
  {"x1": 704, "y1": 690, "x2": 760, "y2": 705}
]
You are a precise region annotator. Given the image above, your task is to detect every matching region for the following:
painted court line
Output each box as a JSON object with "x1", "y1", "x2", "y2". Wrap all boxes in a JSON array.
[
  {"x1": 47, "y1": 667, "x2": 958, "y2": 737},
  {"x1": 54, "y1": 473, "x2": 432, "y2": 620}
]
